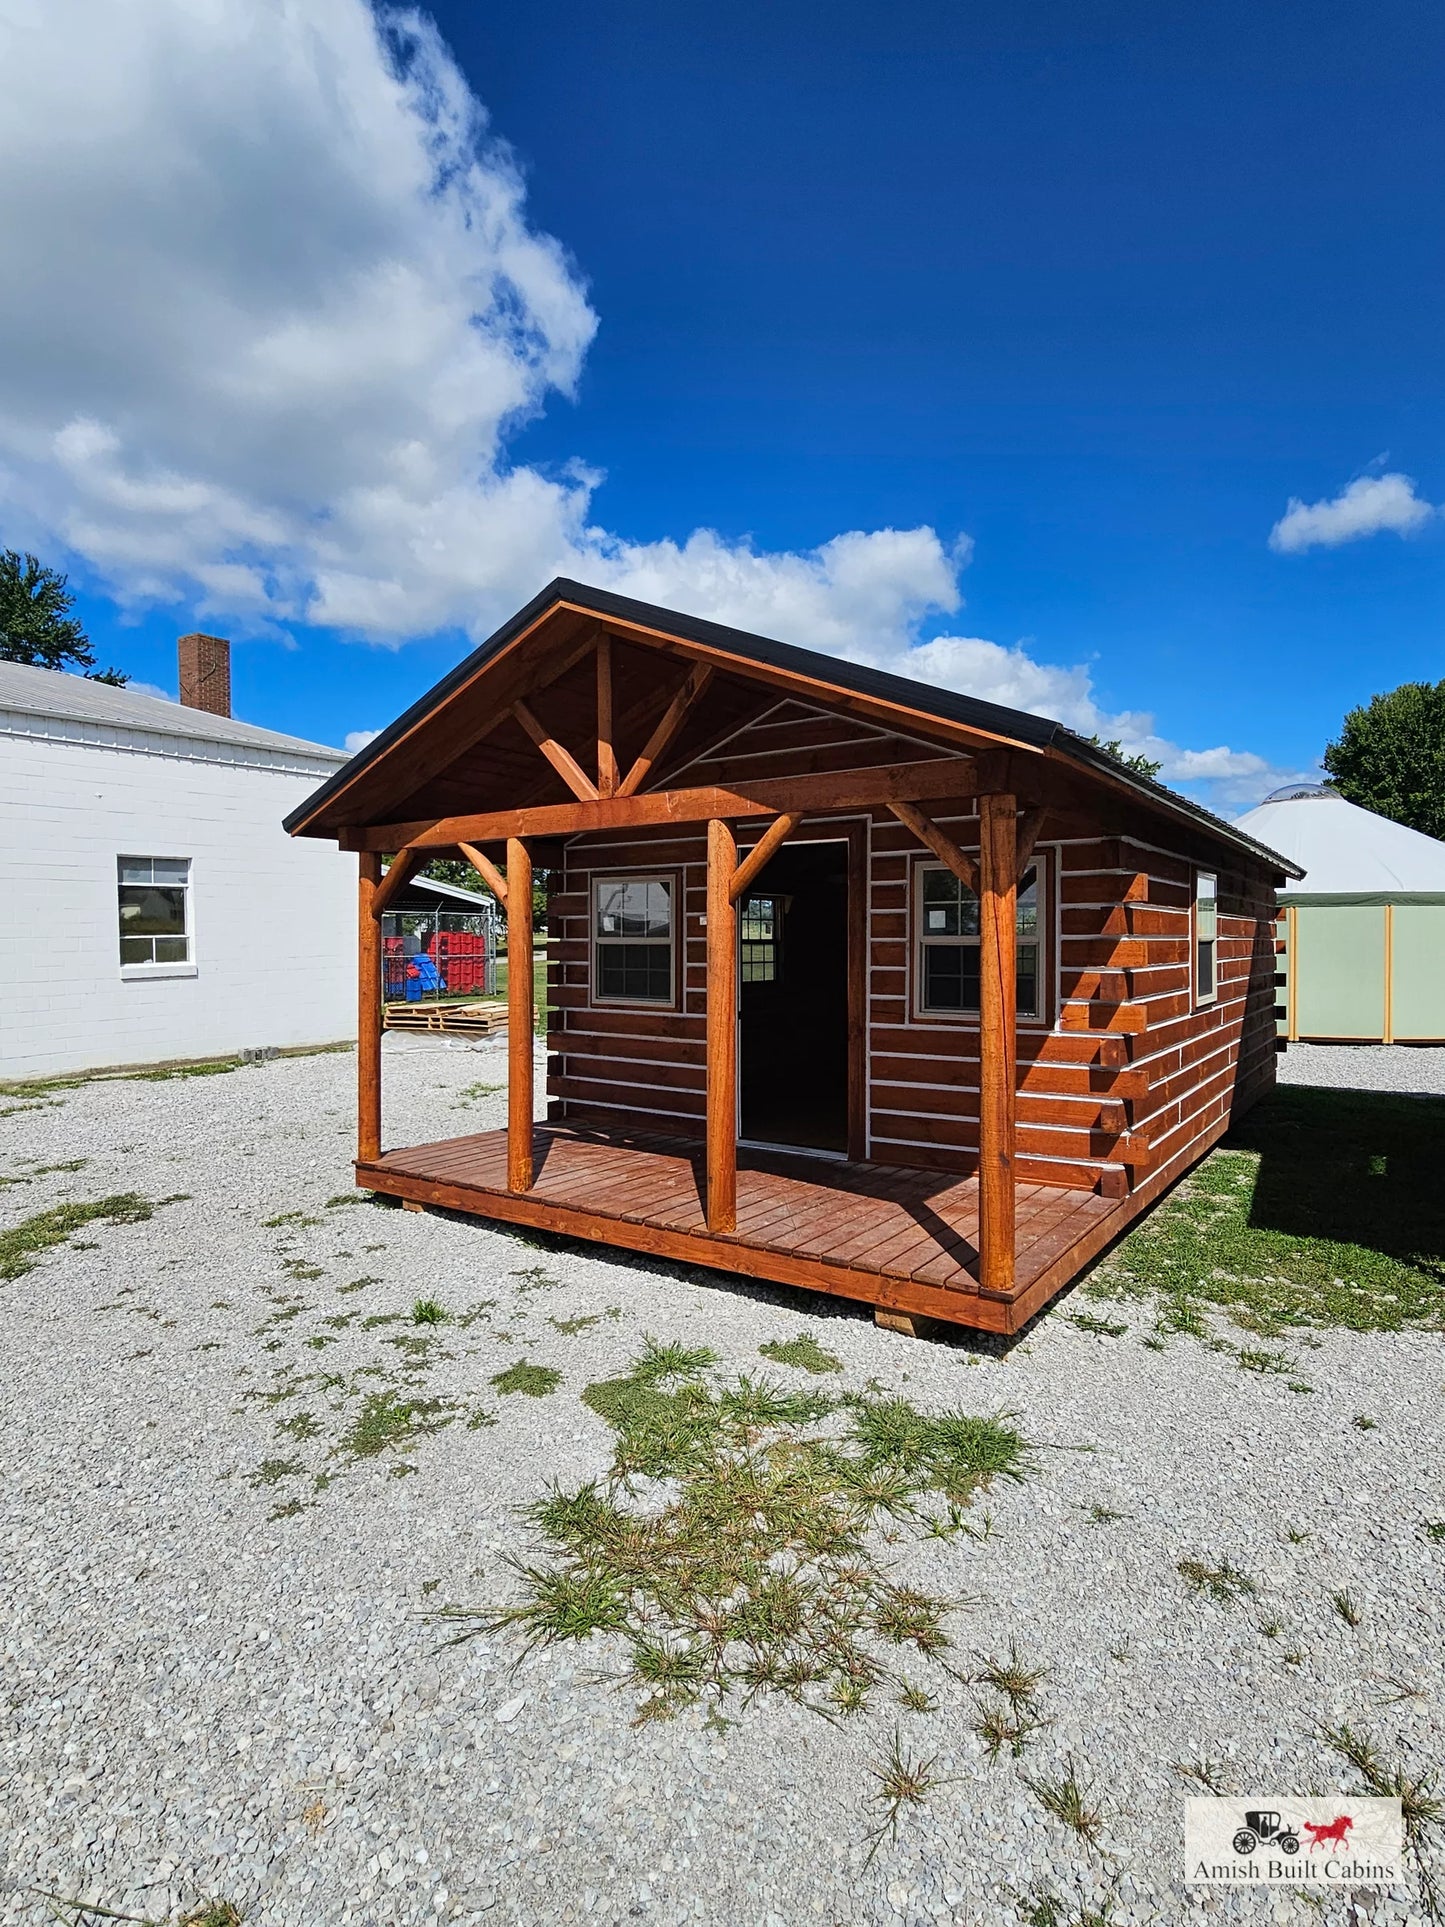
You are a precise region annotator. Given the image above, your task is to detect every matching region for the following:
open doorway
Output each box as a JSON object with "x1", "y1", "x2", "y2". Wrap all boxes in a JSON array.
[{"x1": 738, "y1": 838, "x2": 850, "y2": 1155}]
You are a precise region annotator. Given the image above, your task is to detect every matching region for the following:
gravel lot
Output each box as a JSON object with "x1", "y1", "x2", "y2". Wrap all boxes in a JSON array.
[
  {"x1": 1278, "y1": 1041, "x2": 1445, "y2": 1096},
  {"x1": 1, "y1": 1040, "x2": 1441, "y2": 1927}
]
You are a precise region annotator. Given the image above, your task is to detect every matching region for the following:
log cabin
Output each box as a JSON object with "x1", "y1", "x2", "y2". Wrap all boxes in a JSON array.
[{"x1": 284, "y1": 580, "x2": 1300, "y2": 1336}]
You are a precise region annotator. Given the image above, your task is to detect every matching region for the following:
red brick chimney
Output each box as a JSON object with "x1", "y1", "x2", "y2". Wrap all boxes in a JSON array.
[{"x1": 177, "y1": 633, "x2": 231, "y2": 717}]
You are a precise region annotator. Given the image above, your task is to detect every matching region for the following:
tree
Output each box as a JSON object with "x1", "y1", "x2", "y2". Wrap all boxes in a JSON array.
[
  {"x1": 0, "y1": 549, "x2": 127, "y2": 684},
  {"x1": 1088, "y1": 733, "x2": 1163, "y2": 780},
  {"x1": 421, "y1": 856, "x2": 548, "y2": 927},
  {"x1": 1324, "y1": 680, "x2": 1445, "y2": 841}
]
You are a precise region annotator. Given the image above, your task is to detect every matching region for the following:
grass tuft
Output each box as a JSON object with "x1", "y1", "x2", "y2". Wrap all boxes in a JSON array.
[
  {"x1": 1331, "y1": 1589, "x2": 1362, "y2": 1627},
  {"x1": 443, "y1": 1338, "x2": 1033, "y2": 1724},
  {"x1": 1178, "y1": 1557, "x2": 1257, "y2": 1603},
  {"x1": 864, "y1": 1730, "x2": 954, "y2": 1863},
  {"x1": 0, "y1": 1194, "x2": 169, "y2": 1282},
  {"x1": 758, "y1": 1333, "x2": 844, "y2": 1374},
  {"x1": 491, "y1": 1360, "x2": 563, "y2": 1397},
  {"x1": 1025, "y1": 1759, "x2": 1105, "y2": 1845},
  {"x1": 411, "y1": 1298, "x2": 450, "y2": 1325}
]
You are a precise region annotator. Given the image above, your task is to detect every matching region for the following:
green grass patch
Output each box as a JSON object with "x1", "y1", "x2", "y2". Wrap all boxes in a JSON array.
[
  {"x1": 492, "y1": 1360, "x2": 563, "y2": 1397},
  {"x1": 1089, "y1": 1087, "x2": 1445, "y2": 1336},
  {"x1": 441, "y1": 1336, "x2": 1033, "y2": 1724},
  {"x1": 412, "y1": 1297, "x2": 450, "y2": 1325},
  {"x1": 0, "y1": 1193, "x2": 174, "y2": 1281},
  {"x1": 759, "y1": 1333, "x2": 844, "y2": 1374},
  {"x1": 338, "y1": 1388, "x2": 457, "y2": 1460}
]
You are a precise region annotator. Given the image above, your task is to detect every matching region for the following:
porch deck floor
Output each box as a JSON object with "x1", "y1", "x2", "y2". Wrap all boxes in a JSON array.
[{"x1": 359, "y1": 1124, "x2": 1131, "y2": 1330}]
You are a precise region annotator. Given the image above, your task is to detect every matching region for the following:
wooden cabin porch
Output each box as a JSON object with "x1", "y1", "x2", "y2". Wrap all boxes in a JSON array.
[{"x1": 358, "y1": 1122, "x2": 1138, "y2": 1335}]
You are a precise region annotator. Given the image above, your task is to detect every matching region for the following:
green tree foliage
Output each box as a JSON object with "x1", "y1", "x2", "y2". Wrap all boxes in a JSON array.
[
  {"x1": 421, "y1": 856, "x2": 548, "y2": 927},
  {"x1": 0, "y1": 549, "x2": 127, "y2": 684},
  {"x1": 1087, "y1": 733, "x2": 1163, "y2": 779},
  {"x1": 1324, "y1": 680, "x2": 1445, "y2": 841}
]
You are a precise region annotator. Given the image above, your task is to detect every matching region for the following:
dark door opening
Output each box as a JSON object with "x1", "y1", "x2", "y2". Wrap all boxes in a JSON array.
[{"x1": 739, "y1": 839, "x2": 849, "y2": 1155}]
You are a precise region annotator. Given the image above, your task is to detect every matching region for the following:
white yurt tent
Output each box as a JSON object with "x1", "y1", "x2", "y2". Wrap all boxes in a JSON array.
[{"x1": 1235, "y1": 785, "x2": 1445, "y2": 1043}]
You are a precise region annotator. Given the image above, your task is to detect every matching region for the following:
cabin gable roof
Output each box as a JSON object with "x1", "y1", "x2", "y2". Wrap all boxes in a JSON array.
[{"x1": 284, "y1": 577, "x2": 1301, "y2": 877}]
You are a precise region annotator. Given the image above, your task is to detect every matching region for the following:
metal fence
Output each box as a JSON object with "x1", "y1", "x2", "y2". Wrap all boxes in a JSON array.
[{"x1": 381, "y1": 908, "x2": 498, "y2": 1004}]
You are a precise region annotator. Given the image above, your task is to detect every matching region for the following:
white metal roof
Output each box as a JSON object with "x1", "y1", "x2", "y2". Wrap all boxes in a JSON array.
[
  {"x1": 1235, "y1": 789, "x2": 1445, "y2": 895},
  {"x1": 0, "y1": 657, "x2": 347, "y2": 766}
]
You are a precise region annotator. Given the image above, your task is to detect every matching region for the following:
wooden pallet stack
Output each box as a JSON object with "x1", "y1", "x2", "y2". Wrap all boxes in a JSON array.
[{"x1": 382, "y1": 1002, "x2": 508, "y2": 1037}]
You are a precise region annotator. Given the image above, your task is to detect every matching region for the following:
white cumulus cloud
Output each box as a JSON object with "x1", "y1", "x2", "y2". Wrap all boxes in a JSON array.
[
  {"x1": 343, "y1": 728, "x2": 381, "y2": 755},
  {"x1": 0, "y1": 0, "x2": 1297, "y2": 809},
  {"x1": 1269, "y1": 472, "x2": 1436, "y2": 553}
]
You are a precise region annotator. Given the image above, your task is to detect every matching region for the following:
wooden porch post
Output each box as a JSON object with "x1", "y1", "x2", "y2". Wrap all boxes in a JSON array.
[
  {"x1": 706, "y1": 817, "x2": 738, "y2": 1232},
  {"x1": 977, "y1": 793, "x2": 1017, "y2": 1293},
  {"x1": 507, "y1": 836, "x2": 534, "y2": 1192},
  {"x1": 358, "y1": 851, "x2": 383, "y2": 1164}
]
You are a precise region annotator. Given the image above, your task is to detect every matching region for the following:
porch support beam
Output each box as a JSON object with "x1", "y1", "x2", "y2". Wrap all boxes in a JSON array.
[
  {"x1": 596, "y1": 635, "x2": 618, "y2": 798},
  {"x1": 457, "y1": 840, "x2": 507, "y2": 904},
  {"x1": 617, "y1": 663, "x2": 714, "y2": 798},
  {"x1": 506, "y1": 837, "x2": 534, "y2": 1193},
  {"x1": 512, "y1": 698, "x2": 600, "y2": 803},
  {"x1": 977, "y1": 792, "x2": 1018, "y2": 1296},
  {"x1": 370, "y1": 847, "x2": 425, "y2": 919},
  {"x1": 348, "y1": 754, "x2": 980, "y2": 853},
  {"x1": 358, "y1": 853, "x2": 383, "y2": 1164},
  {"x1": 729, "y1": 811, "x2": 803, "y2": 903},
  {"x1": 706, "y1": 818, "x2": 738, "y2": 1233},
  {"x1": 1015, "y1": 805, "x2": 1047, "y2": 881},
  {"x1": 888, "y1": 799, "x2": 978, "y2": 893}
]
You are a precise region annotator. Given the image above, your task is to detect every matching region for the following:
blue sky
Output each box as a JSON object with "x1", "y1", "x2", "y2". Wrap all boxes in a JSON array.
[{"x1": 6, "y1": 0, "x2": 1442, "y2": 808}]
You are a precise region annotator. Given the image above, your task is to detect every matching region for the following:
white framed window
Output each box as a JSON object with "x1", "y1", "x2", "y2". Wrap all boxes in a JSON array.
[
  {"x1": 592, "y1": 874, "x2": 675, "y2": 1005},
  {"x1": 1194, "y1": 870, "x2": 1218, "y2": 1006},
  {"x1": 118, "y1": 856, "x2": 191, "y2": 967},
  {"x1": 739, "y1": 893, "x2": 781, "y2": 983},
  {"x1": 914, "y1": 858, "x2": 1046, "y2": 1022}
]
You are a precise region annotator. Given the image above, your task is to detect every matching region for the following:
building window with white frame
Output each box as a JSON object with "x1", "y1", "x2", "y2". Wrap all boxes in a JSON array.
[
  {"x1": 915, "y1": 859, "x2": 1044, "y2": 1020},
  {"x1": 1194, "y1": 870, "x2": 1218, "y2": 1005},
  {"x1": 118, "y1": 856, "x2": 191, "y2": 966},
  {"x1": 593, "y1": 875, "x2": 675, "y2": 1004}
]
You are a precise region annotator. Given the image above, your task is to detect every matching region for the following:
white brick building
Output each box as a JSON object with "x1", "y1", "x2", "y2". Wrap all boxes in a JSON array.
[{"x1": 0, "y1": 655, "x2": 356, "y2": 1079}]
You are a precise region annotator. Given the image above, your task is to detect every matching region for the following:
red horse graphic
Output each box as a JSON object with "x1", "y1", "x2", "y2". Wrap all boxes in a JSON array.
[{"x1": 1303, "y1": 1815, "x2": 1354, "y2": 1851}]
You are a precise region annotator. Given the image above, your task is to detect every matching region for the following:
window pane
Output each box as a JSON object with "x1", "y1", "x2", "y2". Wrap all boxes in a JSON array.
[
  {"x1": 740, "y1": 897, "x2": 775, "y2": 942},
  {"x1": 154, "y1": 936, "x2": 189, "y2": 964},
  {"x1": 1196, "y1": 876, "x2": 1217, "y2": 942},
  {"x1": 920, "y1": 866, "x2": 978, "y2": 938},
  {"x1": 597, "y1": 942, "x2": 671, "y2": 1002},
  {"x1": 119, "y1": 885, "x2": 186, "y2": 938},
  {"x1": 1016, "y1": 943, "x2": 1039, "y2": 1018},
  {"x1": 151, "y1": 858, "x2": 190, "y2": 885},
  {"x1": 120, "y1": 936, "x2": 152, "y2": 965},
  {"x1": 1197, "y1": 940, "x2": 1215, "y2": 1001},
  {"x1": 118, "y1": 858, "x2": 153, "y2": 885},
  {"x1": 1017, "y1": 867, "x2": 1039, "y2": 937},
  {"x1": 596, "y1": 878, "x2": 671, "y2": 939},
  {"x1": 922, "y1": 943, "x2": 980, "y2": 1011}
]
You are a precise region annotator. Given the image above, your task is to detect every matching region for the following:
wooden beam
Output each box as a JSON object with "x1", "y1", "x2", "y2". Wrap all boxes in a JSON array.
[
  {"x1": 457, "y1": 841, "x2": 507, "y2": 903},
  {"x1": 596, "y1": 634, "x2": 618, "y2": 798},
  {"x1": 706, "y1": 818, "x2": 738, "y2": 1233},
  {"x1": 888, "y1": 799, "x2": 978, "y2": 893},
  {"x1": 346, "y1": 754, "x2": 979, "y2": 852},
  {"x1": 358, "y1": 853, "x2": 383, "y2": 1164},
  {"x1": 977, "y1": 793, "x2": 1018, "y2": 1296},
  {"x1": 617, "y1": 662, "x2": 714, "y2": 797},
  {"x1": 370, "y1": 847, "x2": 425, "y2": 919},
  {"x1": 1015, "y1": 805, "x2": 1047, "y2": 881},
  {"x1": 729, "y1": 811, "x2": 802, "y2": 903},
  {"x1": 506, "y1": 838, "x2": 534, "y2": 1192},
  {"x1": 512, "y1": 698, "x2": 600, "y2": 803}
]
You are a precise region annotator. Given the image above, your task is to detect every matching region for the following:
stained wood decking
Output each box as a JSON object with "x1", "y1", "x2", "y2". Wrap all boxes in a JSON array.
[{"x1": 358, "y1": 1124, "x2": 1137, "y2": 1333}]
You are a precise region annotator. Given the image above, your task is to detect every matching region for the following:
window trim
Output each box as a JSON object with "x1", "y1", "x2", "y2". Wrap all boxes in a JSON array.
[
  {"x1": 589, "y1": 870, "x2": 679, "y2": 1010},
  {"x1": 117, "y1": 854, "x2": 194, "y2": 974},
  {"x1": 1193, "y1": 869, "x2": 1219, "y2": 1008},
  {"x1": 909, "y1": 849, "x2": 1052, "y2": 1029}
]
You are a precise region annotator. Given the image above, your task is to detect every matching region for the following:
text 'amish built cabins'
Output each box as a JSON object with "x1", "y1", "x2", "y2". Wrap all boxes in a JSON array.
[{"x1": 284, "y1": 581, "x2": 1300, "y2": 1336}]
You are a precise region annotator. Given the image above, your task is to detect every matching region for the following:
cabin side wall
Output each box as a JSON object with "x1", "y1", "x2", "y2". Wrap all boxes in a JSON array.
[{"x1": 546, "y1": 735, "x2": 1279, "y2": 1198}]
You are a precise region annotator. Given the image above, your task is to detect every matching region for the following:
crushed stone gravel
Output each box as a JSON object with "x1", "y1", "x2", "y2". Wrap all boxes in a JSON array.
[
  {"x1": 0, "y1": 1037, "x2": 1440, "y2": 1926},
  {"x1": 1278, "y1": 1040, "x2": 1445, "y2": 1096}
]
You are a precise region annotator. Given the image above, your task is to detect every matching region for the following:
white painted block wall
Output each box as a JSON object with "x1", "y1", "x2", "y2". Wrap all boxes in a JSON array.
[{"x1": 0, "y1": 734, "x2": 354, "y2": 1079}]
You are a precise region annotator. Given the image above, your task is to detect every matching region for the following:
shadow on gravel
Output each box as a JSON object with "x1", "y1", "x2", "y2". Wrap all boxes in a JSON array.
[{"x1": 1229, "y1": 1084, "x2": 1445, "y2": 1280}]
